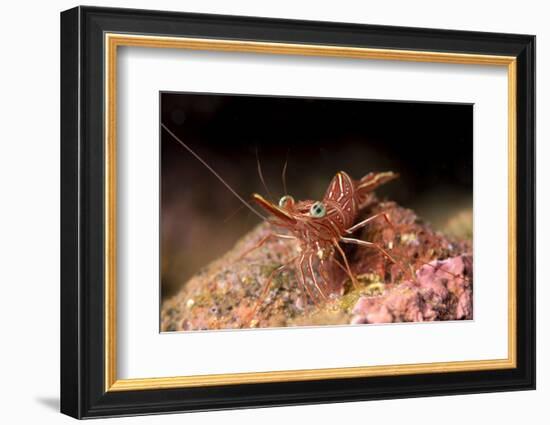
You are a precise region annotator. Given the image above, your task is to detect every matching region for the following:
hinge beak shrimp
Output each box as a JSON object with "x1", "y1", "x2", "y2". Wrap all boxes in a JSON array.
[{"x1": 242, "y1": 170, "x2": 403, "y2": 324}]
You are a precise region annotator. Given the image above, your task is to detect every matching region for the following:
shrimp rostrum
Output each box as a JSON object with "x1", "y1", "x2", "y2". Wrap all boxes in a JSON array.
[{"x1": 242, "y1": 170, "x2": 401, "y2": 321}]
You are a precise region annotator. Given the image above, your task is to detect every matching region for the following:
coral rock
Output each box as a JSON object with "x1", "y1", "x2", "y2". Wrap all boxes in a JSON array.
[{"x1": 350, "y1": 255, "x2": 473, "y2": 324}]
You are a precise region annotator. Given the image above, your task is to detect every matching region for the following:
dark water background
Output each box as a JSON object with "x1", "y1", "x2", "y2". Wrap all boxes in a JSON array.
[{"x1": 161, "y1": 92, "x2": 473, "y2": 300}]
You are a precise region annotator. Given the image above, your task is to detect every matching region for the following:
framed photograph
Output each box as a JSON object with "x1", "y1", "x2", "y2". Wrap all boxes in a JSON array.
[{"x1": 60, "y1": 6, "x2": 535, "y2": 419}]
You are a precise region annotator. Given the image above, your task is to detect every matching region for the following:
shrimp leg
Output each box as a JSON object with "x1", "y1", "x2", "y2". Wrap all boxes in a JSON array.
[
  {"x1": 307, "y1": 253, "x2": 329, "y2": 301},
  {"x1": 340, "y1": 237, "x2": 414, "y2": 281},
  {"x1": 333, "y1": 239, "x2": 360, "y2": 289},
  {"x1": 318, "y1": 258, "x2": 335, "y2": 295},
  {"x1": 237, "y1": 232, "x2": 296, "y2": 261},
  {"x1": 346, "y1": 211, "x2": 395, "y2": 234},
  {"x1": 297, "y1": 254, "x2": 322, "y2": 306},
  {"x1": 246, "y1": 257, "x2": 297, "y2": 326}
]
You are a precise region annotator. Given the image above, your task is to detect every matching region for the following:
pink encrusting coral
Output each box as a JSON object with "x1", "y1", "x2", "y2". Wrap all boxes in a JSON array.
[
  {"x1": 350, "y1": 255, "x2": 473, "y2": 325},
  {"x1": 161, "y1": 199, "x2": 473, "y2": 331}
]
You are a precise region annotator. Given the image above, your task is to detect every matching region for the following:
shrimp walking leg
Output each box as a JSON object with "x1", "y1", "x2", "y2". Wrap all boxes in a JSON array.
[
  {"x1": 297, "y1": 254, "x2": 328, "y2": 306},
  {"x1": 237, "y1": 232, "x2": 296, "y2": 261},
  {"x1": 307, "y1": 253, "x2": 329, "y2": 301},
  {"x1": 346, "y1": 212, "x2": 395, "y2": 234},
  {"x1": 333, "y1": 240, "x2": 360, "y2": 289},
  {"x1": 340, "y1": 237, "x2": 414, "y2": 281},
  {"x1": 246, "y1": 259, "x2": 295, "y2": 326}
]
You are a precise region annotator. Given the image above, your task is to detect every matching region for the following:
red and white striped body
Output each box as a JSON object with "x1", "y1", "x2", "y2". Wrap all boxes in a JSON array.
[
  {"x1": 249, "y1": 169, "x2": 398, "y2": 314},
  {"x1": 279, "y1": 171, "x2": 397, "y2": 252}
]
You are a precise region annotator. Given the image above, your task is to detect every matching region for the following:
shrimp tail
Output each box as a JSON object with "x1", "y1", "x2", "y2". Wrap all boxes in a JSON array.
[{"x1": 356, "y1": 171, "x2": 399, "y2": 207}]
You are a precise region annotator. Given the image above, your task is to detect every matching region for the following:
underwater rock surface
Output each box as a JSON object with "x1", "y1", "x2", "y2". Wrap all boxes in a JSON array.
[
  {"x1": 161, "y1": 200, "x2": 473, "y2": 331},
  {"x1": 350, "y1": 255, "x2": 473, "y2": 325}
]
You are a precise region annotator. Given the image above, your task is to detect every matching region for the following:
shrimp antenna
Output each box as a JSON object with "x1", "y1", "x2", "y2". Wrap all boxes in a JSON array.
[
  {"x1": 281, "y1": 149, "x2": 289, "y2": 196},
  {"x1": 161, "y1": 123, "x2": 267, "y2": 221},
  {"x1": 255, "y1": 147, "x2": 274, "y2": 201}
]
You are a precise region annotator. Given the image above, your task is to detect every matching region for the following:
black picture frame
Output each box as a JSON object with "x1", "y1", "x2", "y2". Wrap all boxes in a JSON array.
[{"x1": 60, "y1": 5, "x2": 535, "y2": 419}]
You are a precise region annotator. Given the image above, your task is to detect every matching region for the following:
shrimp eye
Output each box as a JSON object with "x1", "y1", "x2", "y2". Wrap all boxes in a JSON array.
[
  {"x1": 309, "y1": 201, "x2": 326, "y2": 218},
  {"x1": 278, "y1": 195, "x2": 295, "y2": 209}
]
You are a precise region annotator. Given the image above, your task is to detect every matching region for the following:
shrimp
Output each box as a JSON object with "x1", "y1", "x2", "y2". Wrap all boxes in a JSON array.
[{"x1": 243, "y1": 170, "x2": 402, "y2": 320}]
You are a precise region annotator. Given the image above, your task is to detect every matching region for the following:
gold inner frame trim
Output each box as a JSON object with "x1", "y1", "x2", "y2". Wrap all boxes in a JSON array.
[{"x1": 104, "y1": 33, "x2": 518, "y2": 392}]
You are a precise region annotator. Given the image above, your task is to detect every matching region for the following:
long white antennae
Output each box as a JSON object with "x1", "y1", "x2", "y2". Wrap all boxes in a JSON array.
[
  {"x1": 282, "y1": 149, "x2": 289, "y2": 196},
  {"x1": 161, "y1": 123, "x2": 267, "y2": 221},
  {"x1": 255, "y1": 147, "x2": 274, "y2": 201}
]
